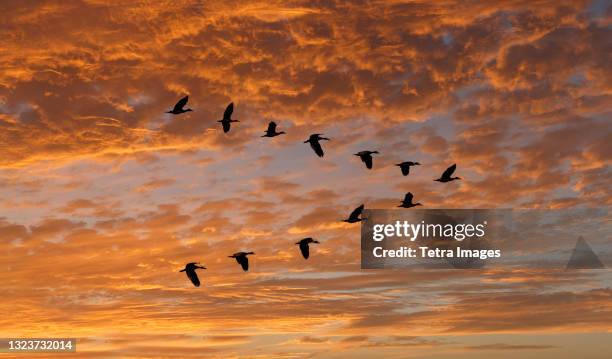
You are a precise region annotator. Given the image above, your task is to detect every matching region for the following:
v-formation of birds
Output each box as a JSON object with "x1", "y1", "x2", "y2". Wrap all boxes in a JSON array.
[{"x1": 169, "y1": 96, "x2": 462, "y2": 287}]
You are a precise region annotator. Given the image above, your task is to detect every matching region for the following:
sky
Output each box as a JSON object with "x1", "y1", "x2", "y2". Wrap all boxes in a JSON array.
[{"x1": 0, "y1": 0, "x2": 611, "y2": 358}]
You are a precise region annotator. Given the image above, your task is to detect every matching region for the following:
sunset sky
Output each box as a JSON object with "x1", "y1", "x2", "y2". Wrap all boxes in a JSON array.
[{"x1": 0, "y1": 0, "x2": 611, "y2": 358}]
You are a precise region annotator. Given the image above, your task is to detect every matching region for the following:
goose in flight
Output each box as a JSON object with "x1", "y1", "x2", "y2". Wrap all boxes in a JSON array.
[
  {"x1": 355, "y1": 151, "x2": 379, "y2": 169},
  {"x1": 396, "y1": 161, "x2": 420, "y2": 176},
  {"x1": 262, "y1": 121, "x2": 285, "y2": 138},
  {"x1": 179, "y1": 262, "x2": 206, "y2": 287},
  {"x1": 218, "y1": 102, "x2": 238, "y2": 133},
  {"x1": 398, "y1": 192, "x2": 422, "y2": 208},
  {"x1": 166, "y1": 96, "x2": 193, "y2": 114},
  {"x1": 304, "y1": 134, "x2": 330, "y2": 157},
  {"x1": 296, "y1": 238, "x2": 320, "y2": 259},
  {"x1": 229, "y1": 251, "x2": 254, "y2": 271},
  {"x1": 343, "y1": 204, "x2": 365, "y2": 223},
  {"x1": 434, "y1": 163, "x2": 461, "y2": 182}
]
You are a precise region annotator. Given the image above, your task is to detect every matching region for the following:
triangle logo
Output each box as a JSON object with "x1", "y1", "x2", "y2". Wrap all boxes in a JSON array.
[{"x1": 566, "y1": 236, "x2": 605, "y2": 269}]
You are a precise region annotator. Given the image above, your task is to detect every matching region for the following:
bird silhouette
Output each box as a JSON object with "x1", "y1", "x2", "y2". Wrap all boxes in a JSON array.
[
  {"x1": 355, "y1": 151, "x2": 379, "y2": 169},
  {"x1": 179, "y1": 262, "x2": 206, "y2": 287},
  {"x1": 398, "y1": 192, "x2": 422, "y2": 208},
  {"x1": 262, "y1": 121, "x2": 286, "y2": 137},
  {"x1": 229, "y1": 251, "x2": 254, "y2": 271},
  {"x1": 343, "y1": 204, "x2": 365, "y2": 223},
  {"x1": 434, "y1": 164, "x2": 461, "y2": 182},
  {"x1": 218, "y1": 102, "x2": 238, "y2": 133},
  {"x1": 304, "y1": 134, "x2": 330, "y2": 157},
  {"x1": 296, "y1": 238, "x2": 320, "y2": 259},
  {"x1": 166, "y1": 96, "x2": 193, "y2": 114},
  {"x1": 396, "y1": 161, "x2": 420, "y2": 176}
]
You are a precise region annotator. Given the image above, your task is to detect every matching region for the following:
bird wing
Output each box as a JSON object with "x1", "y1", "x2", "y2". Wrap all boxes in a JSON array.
[
  {"x1": 268, "y1": 121, "x2": 277, "y2": 133},
  {"x1": 404, "y1": 192, "x2": 413, "y2": 203},
  {"x1": 349, "y1": 204, "x2": 364, "y2": 221},
  {"x1": 310, "y1": 140, "x2": 324, "y2": 157},
  {"x1": 186, "y1": 268, "x2": 200, "y2": 287},
  {"x1": 223, "y1": 102, "x2": 234, "y2": 120},
  {"x1": 299, "y1": 241, "x2": 310, "y2": 259},
  {"x1": 173, "y1": 96, "x2": 188, "y2": 112},
  {"x1": 236, "y1": 256, "x2": 249, "y2": 271},
  {"x1": 400, "y1": 165, "x2": 409, "y2": 176},
  {"x1": 222, "y1": 120, "x2": 231, "y2": 133},
  {"x1": 441, "y1": 164, "x2": 456, "y2": 179},
  {"x1": 363, "y1": 154, "x2": 373, "y2": 169}
]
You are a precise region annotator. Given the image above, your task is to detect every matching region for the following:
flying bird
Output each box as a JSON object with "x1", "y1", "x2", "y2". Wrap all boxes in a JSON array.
[
  {"x1": 434, "y1": 163, "x2": 461, "y2": 182},
  {"x1": 218, "y1": 102, "x2": 238, "y2": 133},
  {"x1": 262, "y1": 121, "x2": 286, "y2": 137},
  {"x1": 396, "y1": 161, "x2": 420, "y2": 176},
  {"x1": 343, "y1": 204, "x2": 365, "y2": 223},
  {"x1": 398, "y1": 192, "x2": 422, "y2": 208},
  {"x1": 166, "y1": 96, "x2": 193, "y2": 114},
  {"x1": 179, "y1": 262, "x2": 206, "y2": 287},
  {"x1": 296, "y1": 238, "x2": 320, "y2": 259},
  {"x1": 304, "y1": 134, "x2": 330, "y2": 157},
  {"x1": 229, "y1": 251, "x2": 255, "y2": 271},
  {"x1": 355, "y1": 151, "x2": 379, "y2": 169}
]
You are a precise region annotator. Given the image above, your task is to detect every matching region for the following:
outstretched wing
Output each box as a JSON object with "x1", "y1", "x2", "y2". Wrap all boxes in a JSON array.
[
  {"x1": 222, "y1": 120, "x2": 231, "y2": 133},
  {"x1": 441, "y1": 164, "x2": 457, "y2": 179},
  {"x1": 236, "y1": 256, "x2": 249, "y2": 271},
  {"x1": 363, "y1": 154, "x2": 373, "y2": 169},
  {"x1": 223, "y1": 102, "x2": 234, "y2": 120},
  {"x1": 403, "y1": 192, "x2": 414, "y2": 204},
  {"x1": 349, "y1": 204, "x2": 364, "y2": 221},
  {"x1": 267, "y1": 121, "x2": 277, "y2": 133},
  {"x1": 400, "y1": 164, "x2": 409, "y2": 176},
  {"x1": 173, "y1": 96, "x2": 189, "y2": 112},
  {"x1": 310, "y1": 141, "x2": 324, "y2": 157},
  {"x1": 299, "y1": 241, "x2": 310, "y2": 259},
  {"x1": 186, "y1": 269, "x2": 200, "y2": 287}
]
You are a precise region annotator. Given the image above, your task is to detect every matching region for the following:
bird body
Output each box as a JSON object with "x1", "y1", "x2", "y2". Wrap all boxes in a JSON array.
[
  {"x1": 262, "y1": 121, "x2": 285, "y2": 137},
  {"x1": 179, "y1": 262, "x2": 206, "y2": 287},
  {"x1": 296, "y1": 238, "x2": 320, "y2": 259},
  {"x1": 396, "y1": 161, "x2": 420, "y2": 176},
  {"x1": 355, "y1": 150, "x2": 379, "y2": 169},
  {"x1": 229, "y1": 251, "x2": 255, "y2": 271},
  {"x1": 218, "y1": 102, "x2": 239, "y2": 133},
  {"x1": 343, "y1": 204, "x2": 365, "y2": 223},
  {"x1": 398, "y1": 192, "x2": 422, "y2": 208},
  {"x1": 304, "y1": 134, "x2": 330, "y2": 157},
  {"x1": 435, "y1": 164, "x2": 461, "y2": 182},
  {"x1": 167, "y1": 96, "x2": 193, "y2": 114}
]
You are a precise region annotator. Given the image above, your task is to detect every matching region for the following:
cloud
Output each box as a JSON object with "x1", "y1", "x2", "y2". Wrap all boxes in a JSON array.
[
  {"x1": 0, "y1": 1, "x2": 610, "y2": 357},
  {"x1": 464, "y1": 343, "x2": 558, "y2": 351}
]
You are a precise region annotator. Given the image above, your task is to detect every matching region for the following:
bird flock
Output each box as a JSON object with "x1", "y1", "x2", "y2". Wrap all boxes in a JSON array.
[{"x1": 169, "y1": 96, "x2": 461, "y2": 287}]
